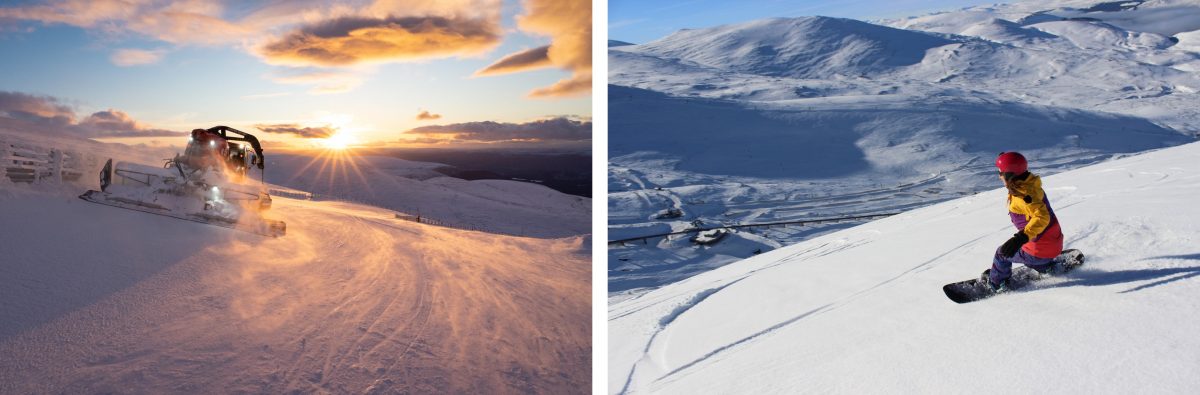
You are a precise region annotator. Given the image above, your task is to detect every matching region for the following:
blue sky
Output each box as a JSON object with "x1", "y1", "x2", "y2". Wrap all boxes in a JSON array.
[
  {"x1": 0, "y1": 0, "x2": 591, "y2": 149},
  {"x1": 610, "y1": 0, "x2": 1005, "y2": 44}
]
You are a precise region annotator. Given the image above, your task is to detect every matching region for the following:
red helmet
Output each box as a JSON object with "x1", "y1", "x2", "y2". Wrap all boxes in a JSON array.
[{"x1": 996, "y1": 151, "x2": 1027, "y2": 174}]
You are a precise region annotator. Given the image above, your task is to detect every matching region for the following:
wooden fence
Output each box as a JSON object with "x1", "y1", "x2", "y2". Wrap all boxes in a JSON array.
[{"x1": 1, "y1": 137, "x2": 91, "y2": 183}]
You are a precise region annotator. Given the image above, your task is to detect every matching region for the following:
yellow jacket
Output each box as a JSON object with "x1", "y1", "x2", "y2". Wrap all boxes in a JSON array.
[{"x1": 1006, "y1": 173, "x2": 1063, "y2": 258}]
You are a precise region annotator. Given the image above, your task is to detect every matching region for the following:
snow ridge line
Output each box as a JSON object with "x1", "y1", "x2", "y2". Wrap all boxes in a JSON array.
[{"x1": 654, "y1": 232, "x2": 995, "y2": 386}]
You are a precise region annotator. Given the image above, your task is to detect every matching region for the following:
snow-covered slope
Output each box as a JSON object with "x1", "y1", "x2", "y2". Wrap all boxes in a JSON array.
[
  {"x1": 885, "y1": 0, "x2": 1200, "y2": 37},
  {"x1": 608, "y1": 0, "x2": 1200, "y2": 299},
  {"x1": 610, "y1": 141, "x2": 1200, "y2": 394},
  {"x1": 267, "y1": 153, "x2": 591, "y2": 238},
  {"x1": 0, "y1": 132, "x2": 591, "y2": 393}
]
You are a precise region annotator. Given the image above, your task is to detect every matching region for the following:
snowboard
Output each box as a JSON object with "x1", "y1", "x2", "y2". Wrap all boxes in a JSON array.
[{"x1": 943, "y1": 249, "x2": 1084, "y2": 304}]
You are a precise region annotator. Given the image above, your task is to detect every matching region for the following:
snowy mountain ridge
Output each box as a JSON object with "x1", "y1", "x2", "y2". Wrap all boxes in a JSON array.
[{"x1": 625, "y1": 17, "x2": 956, "y2": 79}]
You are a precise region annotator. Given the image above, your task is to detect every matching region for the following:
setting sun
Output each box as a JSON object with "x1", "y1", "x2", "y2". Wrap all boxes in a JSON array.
[{"x1": 321, "y1": 131, "x2": 355, "y2": 150}]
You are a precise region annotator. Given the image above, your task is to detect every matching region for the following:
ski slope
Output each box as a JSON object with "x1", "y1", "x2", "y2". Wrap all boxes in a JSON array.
[
  {"x1": 267, "y1": 153, "x2": 591, "y2": 238},
  {"x1": 0, "y1": 132, "x2": 591, "y2": 393},
  {"x1": 610, "y1": 141, "x2": 1200, "y2": 394},
  {"x1": 608, "y1": 0, "x2": 1200, "y2": 298}
]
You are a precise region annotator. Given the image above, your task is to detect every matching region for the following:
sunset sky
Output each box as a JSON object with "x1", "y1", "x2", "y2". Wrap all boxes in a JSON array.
[{"x1": 0, "y1": 0, "x2": 591, "y2": 150}]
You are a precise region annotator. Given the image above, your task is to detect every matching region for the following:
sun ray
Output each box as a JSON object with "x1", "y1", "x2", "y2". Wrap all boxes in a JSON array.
[
  {"x1": 288, "y1": 151, "x2": 330, "y2": 185},
  {"x1": 341, "y1": 151, "x2": 376, "y2": 197},
  {"x1": 277, "y1": 120, "x2": 379, "y2": 200}
]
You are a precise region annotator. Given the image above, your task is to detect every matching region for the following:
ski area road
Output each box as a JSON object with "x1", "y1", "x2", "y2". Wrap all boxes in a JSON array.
[{"x1": 0, "y1": 190, "x2": 590, "y2": 394}]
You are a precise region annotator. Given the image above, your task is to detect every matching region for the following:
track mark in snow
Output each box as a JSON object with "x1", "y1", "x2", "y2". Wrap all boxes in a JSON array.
[
  {"x1": 655, "y1": 232, "x2": 993, "y2": 384},
  {"x1": 657, "y1": 303, "x2": 834, "y2": 385},
  {"x1": 609, "y1": 240, "x2": 857, "y2": 323},
  {"x1": 618, "y1": 278, "x2": 746, "y2": 395},
  {"x1": 658, "y1": 281, "x2": 744, "y2": 328}
]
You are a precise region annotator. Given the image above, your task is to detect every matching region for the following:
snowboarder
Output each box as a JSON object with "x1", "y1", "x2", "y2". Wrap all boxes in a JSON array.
[{"x1": 985, "y1": 152, "x2": 1064, "y2": 291}]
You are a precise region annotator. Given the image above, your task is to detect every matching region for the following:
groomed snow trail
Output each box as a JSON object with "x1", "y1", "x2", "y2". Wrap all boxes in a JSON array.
[
  {"x1": 610, "y1": 142, "x2": 1200, "y2": 394},
  {"x1": 0, "y1": 186, "x2": 590, "y2": 393}
]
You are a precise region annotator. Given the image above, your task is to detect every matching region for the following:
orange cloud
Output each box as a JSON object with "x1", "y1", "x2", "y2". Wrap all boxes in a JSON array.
[
  {"x1": 0, "y1": 0, "x2": 253, "y2": 45},
  {"x1": 404, "y1": 116, "x2": 590, "y2": 143},
  {"x1": 110, "y1": 48, "x2": 166, "y2": 66},
  {"x1": 416, "y1": 110, "x2": 442, "y2": 120},
  {"x1": 256, "y1": 15, "x2": 501, "y2": 67},
  {"x1": 398, "y1": 136, "x2": 451, "y2": 145},
  {"x1": 255, "y1": 123, "x2": 336, "y2": 139},
  {"x1": 0, "y1": 0, "x2": 138, "y2": 29},
  {"x1": 529, "y1": 74, "x2": 592, "y2": 98},
  {"x1": 475, "y1": 0, "x2": 591, "y2": 98},
  {"x1": 129, "y1": 10, "x2": 252, "y2": 45}
]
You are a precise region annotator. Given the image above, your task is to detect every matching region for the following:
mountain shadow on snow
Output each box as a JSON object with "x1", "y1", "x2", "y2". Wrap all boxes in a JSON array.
[{"x1": 609, "y1": 84, "x2": 1189, "y2": 180}]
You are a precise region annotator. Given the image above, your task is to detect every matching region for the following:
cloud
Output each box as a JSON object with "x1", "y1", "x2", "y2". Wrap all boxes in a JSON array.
[
  {"x1": 110, "y1": 48, "x2": 166, "y2": 66},
  {"x1": 529, "y1": 74, "x2": 592, "y2": 98},
  {"x1": 240, "y1": 92, "x2": 291, "y2": 100},
  {"x1": 416, "y1": 109, "x2": 442, "y2": 120},
  {"x1": 0, "y1": 91, "x2": 75, "y2": 121},
  {"x1": 0, "y1": 0, "x2": 137, "y2": 29},
  {"x1": 0, "y1": 0, "x2": 253, "y2": 45},
  {"x1": 129, "y1": 10, "x2": 252, "y2": 45},
  {"x1": 255, "y1": 123, "x2": 336, "y2": 139},
  {"x1": 256, "y1": 14, "x2": 502, "y2": 67},
  {"x1": 398, "y1": 136, "x2": 451, "y2": 145},
  {"x1": 1, "y1": 1, "x2": 533, "y2": 96},
  {"x1": 474, "y1": 45, "x2": 551, "y2": 76},
  {"x1": 0, "y1": 91, "x2": 183, "y2": 138},
  {"x1": 80, "y1": 109, "x2": 182, "y2": 137},
  {"x1": 269, "y1": 69, "x2": 363, "y2": 95},
  {"x1": 474, "y1": 0, "x2": 591, "y2": 98},
  {"x1": 403, "y1": 116, "x2": 590, "y2": 143}
]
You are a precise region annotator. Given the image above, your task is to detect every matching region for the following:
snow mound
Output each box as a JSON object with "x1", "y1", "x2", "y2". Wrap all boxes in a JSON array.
[
  {"x1": 959, "y1": 18, "x2": 1060, "y2": 44},
  {"x1": 1050, "y1": 0, "x2": 1200, "y2": 36},
  {"x1": 610, "y1": 141, "x2": 1200, "y2": 394},
  {"x1": 1029, "y1": 19, "x2": 1176, "y2": 50},
  {"x1": 624, "y1": 17, "x2": 956, "y2": 78},
  {"x1": 1175, "y1": 28, "x2": 1200, "y2": 51},
  {"x1": 886, "y1": 0, "x2": 1200, "y2": 37},
  {"x1": 886, "y1": 9, "x2": 1046, "y2": 35}
]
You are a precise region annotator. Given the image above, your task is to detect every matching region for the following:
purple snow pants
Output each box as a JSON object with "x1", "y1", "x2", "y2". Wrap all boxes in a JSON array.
[{"x1": 990, "y1": 246, "x2": 1055, "y2": 284}]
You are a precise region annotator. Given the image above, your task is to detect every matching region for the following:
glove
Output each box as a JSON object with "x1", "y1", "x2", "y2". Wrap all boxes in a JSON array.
[{"x1": 1000, "y1": 232, "x2": 1030, "y2": 258}]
